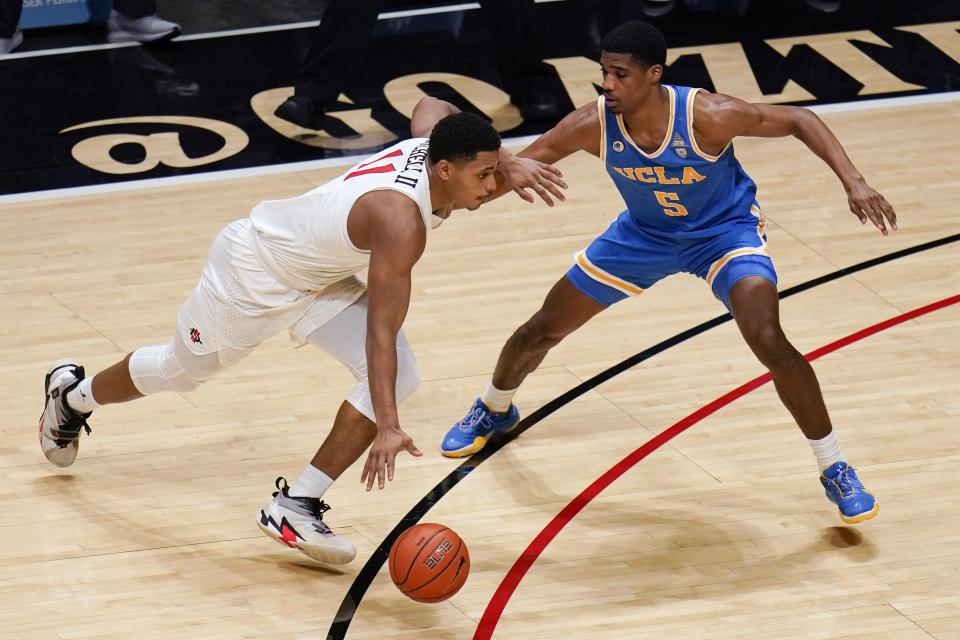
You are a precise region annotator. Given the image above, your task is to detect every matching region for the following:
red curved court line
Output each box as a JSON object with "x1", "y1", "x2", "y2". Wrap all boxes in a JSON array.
[{"x1": 474, "y1": 293, "x2": 960, "y2": 639}]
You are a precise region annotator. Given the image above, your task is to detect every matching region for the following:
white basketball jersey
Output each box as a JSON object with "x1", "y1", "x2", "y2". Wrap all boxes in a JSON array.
[{"x1": 248, "y1": 138, "x2": 436, "y2": 291}]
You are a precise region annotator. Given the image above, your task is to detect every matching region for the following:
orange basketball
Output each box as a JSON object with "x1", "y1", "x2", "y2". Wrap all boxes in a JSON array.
[{"x1": 388, "y1": 523, "x2": 470, "y2": 603}]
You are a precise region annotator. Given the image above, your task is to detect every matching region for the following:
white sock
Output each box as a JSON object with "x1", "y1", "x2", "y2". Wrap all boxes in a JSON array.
[
  {"x1": 288, "y1": 464, "x2": 334, "y2": 499},
  {"x1": 65, "y1": 376, "x2": 100, "y2": 414},
  {"x1": 808, "y1": 430, "x2": 845, "y2": 474},
  {"x1": 482, "y1": 381, "x2": 517, "y2": 413}
]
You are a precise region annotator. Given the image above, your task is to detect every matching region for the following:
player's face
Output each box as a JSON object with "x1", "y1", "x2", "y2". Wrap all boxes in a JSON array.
[
  {"x1": 599, "y1": 51, "x2": 663, "y2": 112},
  {"x1": 447, "y1": 150, "x2": 500, "y2": 211}
]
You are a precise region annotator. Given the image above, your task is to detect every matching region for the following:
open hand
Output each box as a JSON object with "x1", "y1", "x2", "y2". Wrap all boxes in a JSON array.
[
  {"x1": 503, "y1": 156, "x2": 568, "y2": 207},
  {"x1": 847, "y1": 181, "x2": 897, "y2": 235},
  {"x1": 360, "y1": 426, "x2": 422, "y2": 491}
]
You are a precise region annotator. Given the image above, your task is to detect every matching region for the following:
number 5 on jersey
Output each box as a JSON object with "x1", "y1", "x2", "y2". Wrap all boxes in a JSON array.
[{"x1": 654, "y1": 190, "x2": 689, "y2": 217}]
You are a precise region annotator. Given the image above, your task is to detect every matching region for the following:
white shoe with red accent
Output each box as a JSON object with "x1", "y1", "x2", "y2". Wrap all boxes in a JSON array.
[
  {"x1": 256, "y1": 477, "x2": 357, "y2": 565},
  {"x1": 38, "y1": 359, "x2": 92, "y2": 468}
]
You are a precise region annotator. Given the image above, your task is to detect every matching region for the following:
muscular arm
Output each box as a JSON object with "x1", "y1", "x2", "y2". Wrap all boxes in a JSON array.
[
  {"x1": 692, "y1": 92, "x2": 897, "y2": 234},
  {"x1": 520, "y1": 101, "x2": 604, "y2": 163},
  {"x1": 481, "y1": 101, "x2": 601, "y2": 204},
  {"x1": 361, "y1": 191, "x2": 425, "y2": 428},
  {"x1": 410, "y1": 95, "x2": 570, "y2": 207},
  {"x1": 351, "y1": 190, "x2": 426, "y2": 489}
]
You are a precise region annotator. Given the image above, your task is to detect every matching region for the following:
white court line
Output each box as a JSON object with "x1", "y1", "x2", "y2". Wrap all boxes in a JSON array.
[
  {"x1": 2, "y1": 0, "x2": 568, "y2": 60},
  {"x1": 808, "y1": 91, "x2": 960, "y2": 113},
  {"x1": 1, "y1": 91, "x2": 958, "y2": 206}
]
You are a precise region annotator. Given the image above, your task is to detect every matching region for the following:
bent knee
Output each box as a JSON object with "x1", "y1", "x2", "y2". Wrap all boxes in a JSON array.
[
  {"x1": 129, "y1": 341, "x2": 221, "y2": 394},
  {"x1": 747, "y1": 327, "x2": 797, "y2": 368}
]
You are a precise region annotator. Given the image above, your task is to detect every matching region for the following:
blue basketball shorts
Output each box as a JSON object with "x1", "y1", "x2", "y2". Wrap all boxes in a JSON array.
[{"x1": 566, "y1": 208, "x2": 777, "y2": 310}]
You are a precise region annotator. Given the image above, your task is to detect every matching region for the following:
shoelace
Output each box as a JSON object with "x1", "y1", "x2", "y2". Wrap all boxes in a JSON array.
[
  {"x1": 273, "y1": 477, "x2": 332, "y2": 521},
  {"x1": 73, "y1": 416, "x2": 92, "y2": 437},
  {"x1": 311, "y1": 500, "x2": 332, "y2": 521},
  {"x1": 457, "y1": 404, "x2": 488, "y2": 431},
  {"x1": 829, "y1": 466, "x2": 859, "y2": 498},
  {"x1": 54, "y1": 415, "x2": 92, "y2": 447}
]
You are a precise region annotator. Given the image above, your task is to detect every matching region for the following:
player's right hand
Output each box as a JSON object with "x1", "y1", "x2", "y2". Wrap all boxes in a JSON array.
[{"x1": 361, "y1": 426, "x2": 422, "y2": 491}]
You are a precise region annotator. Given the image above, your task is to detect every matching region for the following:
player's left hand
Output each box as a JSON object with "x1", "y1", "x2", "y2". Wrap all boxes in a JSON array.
[
  {"x1": 503, "y1": 156, "x2": 568, "y2": 207},
  {"x1": 361, "y1": 426, "x2": 422, "y2": 491},
  {"x1": 847, "y1": 180, "x2": 898, "y2": 235}
]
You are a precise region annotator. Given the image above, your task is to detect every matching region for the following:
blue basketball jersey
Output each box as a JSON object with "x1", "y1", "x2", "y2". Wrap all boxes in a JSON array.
[{"x1": 599, "y1": 86, "x2": 758, "y2": 234}]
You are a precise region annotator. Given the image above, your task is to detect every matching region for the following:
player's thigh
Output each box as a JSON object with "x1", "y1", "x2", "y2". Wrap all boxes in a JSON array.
[
  {"x1": 305, "y1": 295, "x2": 368, "y2": 376},
  {"x1": 176, "y1": 273, "x2": 295, "y2": 369},
  {"x1": 727, "y1": 274, "x2": 798, "y2": 358},
  {"x1": 558, "y1": 211, "x2": 678, "y2": 336},
  {"x1": 181, "y1": 218, "x2": 314, "y2": 366},
  {"x1": 305, "y1": 294, "x2": 416, "y2": 377},
  {"x1": 689, "y1": 221, "x2": 777, "y2": 311}
]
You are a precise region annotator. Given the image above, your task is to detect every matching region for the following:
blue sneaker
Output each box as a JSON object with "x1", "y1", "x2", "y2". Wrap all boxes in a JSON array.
[
  {"x1": 441, "y1": 398, "x2": 520, "y2": 458},
  {"x1": 820, "y1": 461, "x2": 878, "y2": 523}
]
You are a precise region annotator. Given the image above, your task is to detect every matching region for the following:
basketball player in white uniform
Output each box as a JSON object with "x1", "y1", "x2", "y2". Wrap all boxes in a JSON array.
[{"x1": 37, "y1": 96, "x2": 567, "y2": 564}]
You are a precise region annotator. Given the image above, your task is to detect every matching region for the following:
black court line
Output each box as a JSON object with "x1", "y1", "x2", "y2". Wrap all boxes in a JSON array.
[{"x1": 326, "y1": 231, "x2": 960, "y2": 640}]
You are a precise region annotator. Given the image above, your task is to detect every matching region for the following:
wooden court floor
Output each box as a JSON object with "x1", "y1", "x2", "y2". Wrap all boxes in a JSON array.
[{"x1": 2, "y1": 97, "x2": 959, "y2": 639}]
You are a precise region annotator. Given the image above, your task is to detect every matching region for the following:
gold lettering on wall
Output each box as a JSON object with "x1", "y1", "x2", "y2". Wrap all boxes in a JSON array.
[
  {"x1": 766, "y1": 31, "x2": 925, "y2": 95},
  {"x1": 383, "y1": 72, "x2": 523, "y2": 132},
  {"x1": 61, "y1": 116, "x2": 248, "y2": 175},
  {"x1": 666, "y1": 43, "x2": 814, "y2": 103},
  {"x1": 897, "y1": 21, "x2": 960, "y2": 66},
  {"x1": 250, "y1": 88, "x2": 398, "y2": 150}
]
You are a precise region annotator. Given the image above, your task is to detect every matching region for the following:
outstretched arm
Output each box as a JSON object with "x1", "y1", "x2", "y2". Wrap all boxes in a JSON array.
[
  {"x1": 410, "y1": 96, "x2": 572, "y2": 207},
  {"x1": 481, "y1": 101, "x2": 602, "y2": 206},
  {"x1": 353, "y1": 191, "x2": 426, "y2": 490},
  {"x1": 693, "y1": 93, "x2": 897, "y2": 235}
]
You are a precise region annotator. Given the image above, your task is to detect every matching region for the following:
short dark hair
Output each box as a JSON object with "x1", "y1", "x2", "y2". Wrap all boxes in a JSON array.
[
  {"x1": 601, "y1": 21, "x2": 667, "y2": 68},
  {"x1": 428, "y1": 112, "x2": 501, "y2": 164}
]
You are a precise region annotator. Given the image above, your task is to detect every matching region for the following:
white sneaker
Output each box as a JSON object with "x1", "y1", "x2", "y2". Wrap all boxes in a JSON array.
[
  {"x1": 107, "y1": 10, "x2": 181, "y2": 43},
  {"x1": 0, "y1": 28, "x2": 23, "y2": 55},
  {"x1": 256, "y1": 478, "x2": 357, "y2": 565},
  {"x1": 38, "y1": 359, "x2": 92, "y2": 468}
]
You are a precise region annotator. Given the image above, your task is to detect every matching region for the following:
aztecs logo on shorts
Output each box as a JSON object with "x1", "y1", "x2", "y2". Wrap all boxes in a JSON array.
[{"x1": 189, "y1": 328, "x2": 202, "y2": 344}]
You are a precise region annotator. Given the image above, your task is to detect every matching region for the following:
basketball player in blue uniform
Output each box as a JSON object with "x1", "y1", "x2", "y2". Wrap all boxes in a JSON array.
[{"x1": 441, "y1": 21, "x2": 897, "y2": 524}]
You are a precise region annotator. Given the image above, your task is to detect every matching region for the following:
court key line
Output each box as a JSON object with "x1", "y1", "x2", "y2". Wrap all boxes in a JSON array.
[
  {"x1": 326, "y1": 233, "x2": 960, "y2": 639},
  {"x1": 474, "y1": 292, "x2": 960, "y2": 638}
]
